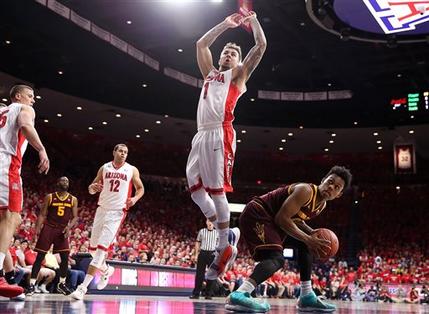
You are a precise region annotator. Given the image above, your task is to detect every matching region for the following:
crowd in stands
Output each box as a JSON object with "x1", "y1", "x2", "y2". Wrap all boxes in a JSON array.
[{"x1": 7, "y1": 126, "x2": 428, "y2": 304}]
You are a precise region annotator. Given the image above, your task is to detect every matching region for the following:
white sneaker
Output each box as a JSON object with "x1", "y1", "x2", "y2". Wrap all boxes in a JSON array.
[
  {"x1": 70, "y1": 284, "x2": 87, "y2": 300},
  {"x1": 39, "y1": 284, "x2": 49, "y2": 294},
  {"x1": 10, "y1": 293, "x2": 26, "y2": 301},
  {"x1": 34, "y1": 285, "x2": 41, "y2": 293},
  {"x1": 97, "y1": 265, "x2": 114, "y2": 290}
]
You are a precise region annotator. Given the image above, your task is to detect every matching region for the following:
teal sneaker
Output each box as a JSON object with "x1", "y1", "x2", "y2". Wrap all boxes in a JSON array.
[
  {"x1": 297, "y1": 291, "x2": 336, "y2": 312},
  {"x1": 225, "y1": 291, "x2": 270, "y2": 313}
]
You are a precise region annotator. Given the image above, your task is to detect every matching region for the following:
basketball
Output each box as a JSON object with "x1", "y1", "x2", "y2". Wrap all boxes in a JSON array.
[{"x1": 313, "y1": 228, "x2": 339, "y2": 258}]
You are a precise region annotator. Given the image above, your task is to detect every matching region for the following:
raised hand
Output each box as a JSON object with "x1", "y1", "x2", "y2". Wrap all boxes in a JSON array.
[{"x1": 224, "y1": 13, "x2": 243, "y2": 28}]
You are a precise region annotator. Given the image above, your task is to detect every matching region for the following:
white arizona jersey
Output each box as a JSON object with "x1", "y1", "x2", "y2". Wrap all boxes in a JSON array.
[
  {"x1": 98, "y1": 162, "x2": 134, "y2": 209},
  {"x1": 0, "y1": 103, "x2": 28, "y2": 160},
  {"x1": 197, "y1": 69, "x2": 246, "y2": 130}
]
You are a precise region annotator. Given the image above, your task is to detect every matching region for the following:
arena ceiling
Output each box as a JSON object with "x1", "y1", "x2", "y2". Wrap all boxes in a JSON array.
[{"x1": 1, "y1": 0, "x2": 429, "y2": 130}]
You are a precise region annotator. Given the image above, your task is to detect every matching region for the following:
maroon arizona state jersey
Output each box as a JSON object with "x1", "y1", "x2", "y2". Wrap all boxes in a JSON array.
[
  {"x1": 253, "y1": 183, "x2": 326, "y2": 221},
  {"x1": 46, "y1": 192, "x2": 74, "y2": 227}
]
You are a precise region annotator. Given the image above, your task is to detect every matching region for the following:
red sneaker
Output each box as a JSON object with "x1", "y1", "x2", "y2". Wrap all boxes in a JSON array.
[
  {"x1": 206, "y1": 245, "x2": 237, "y2": 280},
  {"x1": 0, "y1": 277, "x2": 24, "y2": 298}
]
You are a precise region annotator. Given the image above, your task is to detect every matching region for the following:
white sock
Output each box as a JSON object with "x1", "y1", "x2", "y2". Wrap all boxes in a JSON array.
[
  {"x1": 217, "y1": 227, "x2": 230, "y2": 250},
  {"x1": 0, "y1": 252, "x2": 5, "y2": 271},
  {"x1": 82, "y1": 274, "x2": 94, "y2": 288},
  {"x1": 237, "y1": 280, "x2": 256, "y2": 294},
  {"x1": 59, "y1": 277, "x2": 66, "y2": 284},
  {"x1": 300, "y1": 280, "x2": 312, "y2": 297},
  {"x1": 30, "y1": 278, "x2": 37, "y2": 285}
]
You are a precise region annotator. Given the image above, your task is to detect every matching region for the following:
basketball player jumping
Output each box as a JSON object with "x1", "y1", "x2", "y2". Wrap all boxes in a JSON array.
[
  {"x1": 71, "y1": 144, "x2": 144, "y2": 300},
  {"x1": 186, "y1": 11, "x2": 266, "y2": 281},
  {"x1": 226, "y1": 166, "x2": 352, "y2": 313},
  {"x1": 0, "y1": 85, "x2": 49, "y2": 298},
  {"x1": 28, "y1": 176, "x2": 78, "y2": 296}
]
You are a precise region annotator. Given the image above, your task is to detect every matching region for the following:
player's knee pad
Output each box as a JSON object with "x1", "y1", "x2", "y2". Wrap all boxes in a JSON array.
[
  {"x1": 191, "y1": 189, "x2": 216, "y2": 219},
  {"x1": 90, "y1": 249, "x2": 106, "y2": 269},
  {"x1": 211, "y1": 193, "x2": 230, "y2": 223}
]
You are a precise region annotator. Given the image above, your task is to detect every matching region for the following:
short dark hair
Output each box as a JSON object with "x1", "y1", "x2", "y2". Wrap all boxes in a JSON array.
[
  {"x1": 9, "y1": 84, "x2": 33, "y2": 100},
  {"x1": 114, "y1": 144, "x2": 128, "y2": 151},
  {"x1": 324, "y1": 165, "x2": 352, "y2": 191}
]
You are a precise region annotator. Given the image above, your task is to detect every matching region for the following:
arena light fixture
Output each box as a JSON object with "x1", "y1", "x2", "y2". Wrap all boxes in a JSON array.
[
  {"x1": 58, "y1": 70, "x2": 63, "y2": 75},
  {"x1": 329, "y1": 140, "x2": 334, "y2": 144},
  {"x1": 324, "y1": 148, "x2": 329, "y2": 152},
  {"x1": 136, "y1": 134, "x2": 141, "y2": 138},
  {"x1": 378, "y1": 146, "x2": 382, "y2": 150},
  {"x1": 279, "y1": 147, "x2": 284, "y2": 151},
  {"x1": 144, "y1": 129, "x2": 149, "y2": 133},
  {"x1": 409, "y1": 130, "x2": 415, "y2": 134},
  {"x1": 250, "y1": 98, "x2": 255, "y2": 102},
  {"x1": 126, "y1": 20, "x2": 132, "y2": 25},
  {"x1": 288, "y1": 132, "x2": 293, "y2": 136},
  {"x1": 102, "y1": 121, "x2": 107, "y2": 125},
  {"x1": 5, "y1": 40, "x2": 11, "y2": 45},
  {"x1": 354, "y1": 121, "x2": 358, "y2": 125},
  {"x1": 241, "y1": 130, "x2": 247, "y2": 134},
  {"x1": 377, "y1": 140, "x2": 381, "y2": 144},
  {"x1": 299, "y1": 126, "x2": 304, "y2": 129},
  {"x1": 177, "y1": 48, "x2": 183, "y2": 53},
  {"x1": 57, "y1": 113, "x2": 62, "y2": 117},
  {"x1": 373, "y1": 132, "x2": 379, "y2": 136},
  {"x1": 115, "y1": 114, "x2": 121, "y2": 118},
  {"x1": 43, "y1": 119, "x2": 49, "y2": 123},
  {"x1": 36, "y1": 95, "x2": 42, "y2": 100},
  {"x1": 142, "y1": 84, "x2": 148, "y2": 88},
  {"x1": 76, "y1": 106, "x2": 82, "y2": 110},
  {"x1": 164, "y1": 114, "x2": 169, "y2": 118},
  {"x1": 1, "y1": 98, "x2": 7, "y2": 102},
  {"x1": 237, "y1": 139, "x2": 242, "y2": 143},
  {"x1": 88, "y1": 127, "x2": 93, "y2": 130},
  {"x1": 156, "y1": 120, "x2": 161, "y2": 124},
  {"x1": 281, "y1": 139, "x2": 286, "y2": 143},
  {"x1": 331, "y1": 133, "x2": 336, "y2": 137}
]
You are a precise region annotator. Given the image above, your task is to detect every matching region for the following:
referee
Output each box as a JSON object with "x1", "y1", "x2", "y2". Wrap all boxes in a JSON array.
[{"x1": 189, "y1": 219, "x2": 218, "y2": 299}]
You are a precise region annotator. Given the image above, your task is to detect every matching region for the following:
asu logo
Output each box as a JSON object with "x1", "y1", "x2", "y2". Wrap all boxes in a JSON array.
[
  {"x1": 363, "y1": 0, "x2": 429, "y2": 34},
  {"x1": 254, "y1": 222, "x2": 265, "y2": 244}
]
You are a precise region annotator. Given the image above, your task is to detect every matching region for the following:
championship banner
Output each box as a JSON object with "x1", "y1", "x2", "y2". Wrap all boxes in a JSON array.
[{"x1": 393, "y1": 143, "x2": 416, "y2": 174}]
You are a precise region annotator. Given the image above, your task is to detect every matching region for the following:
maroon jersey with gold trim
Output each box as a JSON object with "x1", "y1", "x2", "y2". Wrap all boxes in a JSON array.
[
  {"x1": 254, "y1": 183, "x2": 326, "y2": 221},
  {"x1": 46, "y1": 192, "x2": 74, "y2": 227}
]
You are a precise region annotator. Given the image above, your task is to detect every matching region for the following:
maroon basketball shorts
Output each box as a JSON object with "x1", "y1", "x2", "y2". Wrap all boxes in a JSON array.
[
  {"x1": 35, "y1": 224, "x2": 69, "y2": 254},
  {"x1": 239, "y1": 200, "x2": 287, "y2": 261}
]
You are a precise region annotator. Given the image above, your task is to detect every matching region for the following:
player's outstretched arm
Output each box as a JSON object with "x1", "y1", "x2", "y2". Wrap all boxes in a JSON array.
[
  {"x1": 88, "y1": 166, "x2": 103, "y2": 194},
  {"x1": 196, "y1": 13, "x2": 243, "y2": 78},
  {"x1": 18, "y1": 105, "x2": 50, "y2": 174},
  {"x1": 240, "y1": 11, "x2": 267, "y2": 82}
]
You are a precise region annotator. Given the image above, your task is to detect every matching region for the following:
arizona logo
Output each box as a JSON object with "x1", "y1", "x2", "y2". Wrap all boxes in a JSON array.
[{"x1": 363, "y1": 0, "x2": 429, "y2": 34}]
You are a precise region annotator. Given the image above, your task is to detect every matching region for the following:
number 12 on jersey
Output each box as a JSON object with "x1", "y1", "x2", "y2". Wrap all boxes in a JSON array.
[{"x1": 109, "y1": 179, "x2": 120, "y2": 192}]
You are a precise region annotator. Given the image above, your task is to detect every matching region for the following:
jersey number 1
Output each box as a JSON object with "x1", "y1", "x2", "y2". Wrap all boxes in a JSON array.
[{"x1": 109, "y1": 179, "x2": 120, "y2": 192}]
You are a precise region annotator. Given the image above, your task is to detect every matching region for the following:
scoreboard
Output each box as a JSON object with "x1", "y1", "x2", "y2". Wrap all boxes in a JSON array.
[{"x1": 390, "y1": 91, "x2": 429, "y2": 113}]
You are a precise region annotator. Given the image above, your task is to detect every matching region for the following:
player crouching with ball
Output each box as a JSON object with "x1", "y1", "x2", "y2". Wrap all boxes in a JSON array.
[{"x1": 226, "y1": 166, "x2": 352, "y2": 313}]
